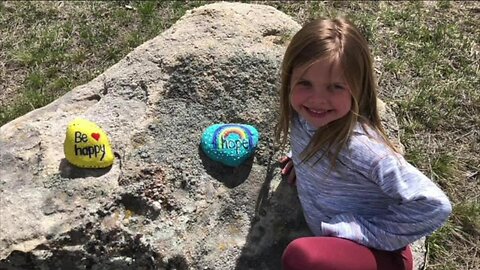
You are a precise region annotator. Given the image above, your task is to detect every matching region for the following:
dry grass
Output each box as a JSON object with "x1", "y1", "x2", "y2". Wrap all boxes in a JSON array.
[
  {"x1": 0, "y1": 1, "x2": 208, "y2": 120},
  {"x1": 1, "y1": 1, "x2": 479, "y2": 269}
]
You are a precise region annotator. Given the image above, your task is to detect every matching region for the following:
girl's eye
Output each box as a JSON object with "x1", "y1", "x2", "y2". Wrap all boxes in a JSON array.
[
  {"x1": 297, "y1": 80, "x2": 311, "y2": 87},
  {"x1": 330, "y1": 84, "x2": 345, "y2": 91}
]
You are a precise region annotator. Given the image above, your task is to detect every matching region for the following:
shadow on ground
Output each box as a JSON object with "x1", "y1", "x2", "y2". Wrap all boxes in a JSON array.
[
  {"x1": 198, "y1": 144, "x2": 254, "y2": 188},
  {"x1": 58, "y1": 158, "x2": 112, "y2": 179},
  {"x1": 234, "y1": 156, "x2": 312, "y2": 270}
]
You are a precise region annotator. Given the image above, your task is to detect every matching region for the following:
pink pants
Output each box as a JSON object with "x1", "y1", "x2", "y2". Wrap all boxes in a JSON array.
[{"x1": 282, "y1": 237, "x2": 413, "y2": 270}]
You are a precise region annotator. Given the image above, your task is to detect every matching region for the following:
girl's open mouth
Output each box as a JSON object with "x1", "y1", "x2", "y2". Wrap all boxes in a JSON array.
[{"x1": 305, "y1": 107, "x2": 331, "y2": 118}]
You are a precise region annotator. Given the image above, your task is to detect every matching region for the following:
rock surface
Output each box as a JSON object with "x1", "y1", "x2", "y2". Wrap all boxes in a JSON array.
[{"x1": 0, "y1": 2, "x2": 425, "y2": 270}]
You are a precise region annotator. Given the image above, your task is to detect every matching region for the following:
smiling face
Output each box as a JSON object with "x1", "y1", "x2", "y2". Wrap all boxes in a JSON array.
[{"x1": 290, "y1": 59, "x2": 352, "y2": 129}]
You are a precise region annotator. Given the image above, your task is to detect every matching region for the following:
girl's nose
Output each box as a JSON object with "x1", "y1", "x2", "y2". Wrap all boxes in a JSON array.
[{"x1": 311, "y1": 86, "x2": 330, "y2": 100}]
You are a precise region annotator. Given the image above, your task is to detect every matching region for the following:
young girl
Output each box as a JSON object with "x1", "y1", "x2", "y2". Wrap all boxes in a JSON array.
[{"x1": 276, "y1": 18, "x2": 452, "y2": 270}]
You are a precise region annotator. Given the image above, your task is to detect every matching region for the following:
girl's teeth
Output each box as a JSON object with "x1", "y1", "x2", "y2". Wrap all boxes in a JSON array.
[{"x1": 309, "y1": 109, "x2": 326, "y2": 113}]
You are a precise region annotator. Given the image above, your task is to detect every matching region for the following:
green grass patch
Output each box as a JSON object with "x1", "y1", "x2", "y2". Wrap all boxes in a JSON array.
[
  {"x1": 428, "y1": 201, "x2": 480, "y2": 269},
  {"x1": 377, "y1": 3, "x2": 479, "y2": 268},
  {"x1": 0, "y1": 1, "x2": 207, "y2": 126},
  {"x1": 455, "y1": 202, "x2": 480, "y2": 237}
]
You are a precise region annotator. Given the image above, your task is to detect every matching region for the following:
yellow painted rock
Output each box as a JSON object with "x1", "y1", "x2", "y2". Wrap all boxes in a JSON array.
[{"x1": 64, "y1": 118, "x2": 114, "y2": 168}]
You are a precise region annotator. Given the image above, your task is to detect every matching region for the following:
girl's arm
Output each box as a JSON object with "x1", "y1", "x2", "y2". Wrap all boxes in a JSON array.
[{"x1": 321, "y1": 154, "x2": 452, "y2": 251}]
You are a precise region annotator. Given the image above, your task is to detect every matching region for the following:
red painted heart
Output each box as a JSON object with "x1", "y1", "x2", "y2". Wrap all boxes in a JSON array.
[{"x1": 91, "y1": 133, "x2": 101, "y2": 141}]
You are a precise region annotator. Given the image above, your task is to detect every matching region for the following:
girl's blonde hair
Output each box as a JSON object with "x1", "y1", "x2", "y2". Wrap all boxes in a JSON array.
[{"x1": 275, "y1": 17, "x2": 398, "y2": 164}]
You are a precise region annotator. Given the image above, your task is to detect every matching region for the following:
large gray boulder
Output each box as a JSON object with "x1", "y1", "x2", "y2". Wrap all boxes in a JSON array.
[{"x1": 0, "y1": 2, "x2": 424, "y2": 269}]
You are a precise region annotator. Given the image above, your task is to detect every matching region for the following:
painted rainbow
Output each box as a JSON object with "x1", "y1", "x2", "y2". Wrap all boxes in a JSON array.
[{"x1": 212, "y1": 124, "x2": 254, "y2": 149}]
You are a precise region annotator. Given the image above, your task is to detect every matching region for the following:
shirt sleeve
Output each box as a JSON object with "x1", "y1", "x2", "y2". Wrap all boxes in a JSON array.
[{"x1": 320, "y1": 154, "x2": 452, "y2": 251}]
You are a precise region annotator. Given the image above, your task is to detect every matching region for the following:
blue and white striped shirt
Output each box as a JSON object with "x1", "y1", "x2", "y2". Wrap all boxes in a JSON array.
[{"x1": 290, "y1": 114, "x2": 452, "y2": 251}]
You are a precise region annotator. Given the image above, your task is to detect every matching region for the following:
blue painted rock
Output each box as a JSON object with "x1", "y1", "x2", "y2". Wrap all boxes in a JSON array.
[{"x1": 201, "y1": 124, "x2": 259, "y2": 167}]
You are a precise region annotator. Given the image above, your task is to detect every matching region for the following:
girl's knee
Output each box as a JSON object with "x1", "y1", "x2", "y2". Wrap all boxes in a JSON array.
[{"x1": 282, "y1": 238, "x2": 319, "y2": 270}]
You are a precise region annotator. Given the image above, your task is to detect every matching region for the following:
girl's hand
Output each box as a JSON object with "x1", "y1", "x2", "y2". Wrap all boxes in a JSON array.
[{"x1": 279, "y1": 156, "x2": 296, "y2": 185}]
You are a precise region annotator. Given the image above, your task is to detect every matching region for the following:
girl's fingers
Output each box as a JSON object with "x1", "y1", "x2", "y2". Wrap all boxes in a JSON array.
[
  {"x1": 279, "y1": 156, "x2": 296, "y2": 185},
  {"x1": 288, "y1": 168, "x2": 296, "y2": 185},
  {"x1": 279, "y1": 156, "x2": 290, "y2": 164},
  {"x1": 281, "y1": 160, "x2": 293, "y2": 175}
]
